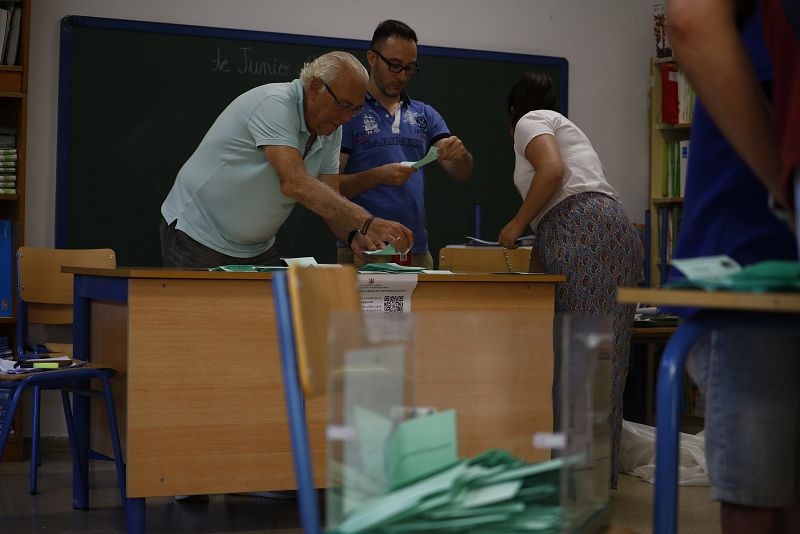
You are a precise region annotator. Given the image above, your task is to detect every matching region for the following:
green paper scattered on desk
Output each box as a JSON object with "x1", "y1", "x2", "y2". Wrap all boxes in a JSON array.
[
  {"x1": 669, "y1": 256, "x2": 800, "y2": 292},
  {"x1": 209, "y1": 265, "x2": 288, "y2": 272},
  {"x1": 358, "y1": 263, "x2": 425, "y2": 273},
  {"x1": 400, "y1": 146, "x2": 438, "y2": 169}
]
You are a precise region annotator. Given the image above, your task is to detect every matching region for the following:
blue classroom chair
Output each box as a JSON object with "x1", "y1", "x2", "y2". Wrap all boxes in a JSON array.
[
  {"x1": 653, "y1": 310, "x2": 799, "y2": 534},
  {"x1": 272, "y1": 265, "x2": 362, "y2": 534},
  {"x1": 0, "y1": 247, "x2": 126, "y2": 513}
]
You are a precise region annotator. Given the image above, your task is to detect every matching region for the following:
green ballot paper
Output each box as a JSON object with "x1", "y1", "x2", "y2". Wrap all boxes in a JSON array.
[
  {"x1": 400, "y1": 146, "x2": 438, "y2": 169},
  {"x1": 365, "y1": 244, "x2": 403, "y2": 256},
  {"x1": 387, "y1": 409, "x2": 458, "y2": 490}
]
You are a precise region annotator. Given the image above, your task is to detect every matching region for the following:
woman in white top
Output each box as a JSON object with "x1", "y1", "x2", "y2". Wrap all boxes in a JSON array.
[{"x1": 499, "y1": 72, "x2": 643, "y2": 489}]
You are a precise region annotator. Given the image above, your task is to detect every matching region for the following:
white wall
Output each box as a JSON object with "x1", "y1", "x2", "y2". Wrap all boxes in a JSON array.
[{"x1": 27, "y1": 0, "x2": 654, "y2": 435}]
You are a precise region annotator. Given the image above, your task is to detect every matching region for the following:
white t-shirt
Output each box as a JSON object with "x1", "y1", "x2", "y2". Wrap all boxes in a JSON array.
[{"x1": 513, "y1": 109, "x2": 619, "y2": 231}]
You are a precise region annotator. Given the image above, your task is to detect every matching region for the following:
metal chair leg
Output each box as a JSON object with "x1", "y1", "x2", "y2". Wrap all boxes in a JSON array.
[
  {"x1": 273, "y1": 273, "x2": 322, "y2": 534},
  {"x1": 653, "y1": 318, "x2": 709, "y2": 534},
  {"x1": 30, "y1": 384, "x2": 42, "y2": 494}
]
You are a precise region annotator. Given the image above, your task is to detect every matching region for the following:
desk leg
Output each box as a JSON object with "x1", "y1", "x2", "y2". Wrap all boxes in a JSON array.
[
  {"x1": 126, "y1": 497, "x2": 145, "y2": 533},
  {"x1": 654, "y1": 321, "x2": 706, "y2": 534}
]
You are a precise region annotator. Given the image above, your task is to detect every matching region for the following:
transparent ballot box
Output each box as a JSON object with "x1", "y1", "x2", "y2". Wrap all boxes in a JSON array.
[{"x1": 324, "y1": 310, "x2": 611, "y2": 533}]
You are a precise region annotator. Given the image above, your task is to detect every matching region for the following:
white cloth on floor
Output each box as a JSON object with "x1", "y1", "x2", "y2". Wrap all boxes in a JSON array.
[{"x1": 619, "y1": 419, "x2": 708, "y2": 486}]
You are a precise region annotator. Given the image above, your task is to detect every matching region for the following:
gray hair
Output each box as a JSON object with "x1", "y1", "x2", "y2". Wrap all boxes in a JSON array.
[{"x1": 299, "y1": 51, "x2": 368, "y2": 86}]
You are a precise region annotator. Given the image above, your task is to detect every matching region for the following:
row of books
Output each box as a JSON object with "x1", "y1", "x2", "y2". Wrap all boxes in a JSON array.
[
  {"x1": 660, "y1": 62, "x2": 695, "y2": 125},
  {"x1": 660, "y1": 140, "x2": 690, "y2": 198},
  {"x1": 0, "y1": 124, "x2": 16, "y2": 195},
  {"x1": 0, "y1": 2, "x2": 22, "y2": 67}
]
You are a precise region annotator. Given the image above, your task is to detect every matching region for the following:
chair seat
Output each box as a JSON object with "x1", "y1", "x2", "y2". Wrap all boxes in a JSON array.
[{"x1": 0, "y1": 361, "x2": 117, "y2": 383}]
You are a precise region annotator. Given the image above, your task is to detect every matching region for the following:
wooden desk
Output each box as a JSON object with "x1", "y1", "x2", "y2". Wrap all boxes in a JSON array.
[
  {"x1": 66, "y1": 268, "x2": 562, "y2": 509},
  {"x1": 620, "y1": 287, "x2": 800, "y2": 313},
  {"x1": 618, "y1": 287, "x2": 800, "y2": 534}
]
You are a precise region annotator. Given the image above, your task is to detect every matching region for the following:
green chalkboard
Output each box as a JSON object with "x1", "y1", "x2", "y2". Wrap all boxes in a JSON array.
[{"x1": 57, "y1": 16, "x2": 567, "y2": 267}]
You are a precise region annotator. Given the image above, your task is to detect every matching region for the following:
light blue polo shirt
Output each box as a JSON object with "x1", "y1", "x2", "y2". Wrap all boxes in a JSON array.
[{"x1": 161, "y1": 79, "x2": 341, "y2": 258}]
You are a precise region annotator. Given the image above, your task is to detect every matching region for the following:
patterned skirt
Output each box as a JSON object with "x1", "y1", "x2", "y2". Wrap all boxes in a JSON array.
[{"x1": 537, "y1": 191, "x2": 643, "y2": 488}]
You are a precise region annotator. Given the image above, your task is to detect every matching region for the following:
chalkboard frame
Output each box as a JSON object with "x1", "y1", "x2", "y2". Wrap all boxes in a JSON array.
[{"x1": 56, "y1": 15, "x2": 568, "y2": 264}]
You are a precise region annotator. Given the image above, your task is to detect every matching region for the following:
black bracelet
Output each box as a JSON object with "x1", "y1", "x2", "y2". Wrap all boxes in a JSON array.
[
  {"x1": 347, "y1": 228, "x2": 359, "y2": 246},
  {"x1": 360, "y1": 215, "x2": 376, "y2": 235}
]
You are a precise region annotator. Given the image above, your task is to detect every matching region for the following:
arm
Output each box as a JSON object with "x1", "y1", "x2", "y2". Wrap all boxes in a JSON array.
[
  {"x1": 434, "y1": 136, "x2": 473, "y2": 181},
  {"x1": 263, "y1": 145, "x2": 414, "y2": 251},
  {"x1": 498, "y1": 134, "x2": 563, "y2": 247},
  {"x1": 338, "y1": 153, "x2": 416, "y2": 198},
  {"x1": 667, "y1": 0, "x2": 787, "y2": 207}
]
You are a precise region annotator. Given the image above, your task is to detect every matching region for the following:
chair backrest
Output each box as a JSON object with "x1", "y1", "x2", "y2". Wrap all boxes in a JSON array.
[
  {"x1": 286, "y1": 264, "x2": 361, "y2": 396},
  {"x1": 17, "y1": 247, "x2": 116, "y2": 325}
]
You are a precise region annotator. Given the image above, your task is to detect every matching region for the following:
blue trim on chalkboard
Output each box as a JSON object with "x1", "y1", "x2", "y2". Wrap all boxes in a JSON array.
[{"x1": 55, "y1": 15, "x2": 569, "y2": 248}]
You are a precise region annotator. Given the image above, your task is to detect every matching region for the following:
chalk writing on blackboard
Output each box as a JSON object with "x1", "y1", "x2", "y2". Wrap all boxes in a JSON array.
[{"x1": 211, "y1": 48, "x2": 292, "y2": 76}]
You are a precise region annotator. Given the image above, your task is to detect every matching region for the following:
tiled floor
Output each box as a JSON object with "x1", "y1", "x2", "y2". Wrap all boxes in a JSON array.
[{"x1": 0, "y1": 448, "x2": 720, "y2": 533}]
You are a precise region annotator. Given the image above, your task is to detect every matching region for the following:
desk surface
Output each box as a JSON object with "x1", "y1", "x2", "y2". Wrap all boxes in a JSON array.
[
  {"x1": 619, "y1": 287, "x2": 800, "y2": 313},
  {"x1": 64, "y1": 266, "x2": 564, "y2": 283}
]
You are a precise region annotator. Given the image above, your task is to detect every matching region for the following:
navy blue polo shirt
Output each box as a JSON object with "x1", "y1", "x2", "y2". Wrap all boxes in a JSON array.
[
  {"x1": 668, "y1": 5, "x2": 797, "y2": 314},
  {"x1": 341, "y1": 92, "x2": 450, "y2": 254}
]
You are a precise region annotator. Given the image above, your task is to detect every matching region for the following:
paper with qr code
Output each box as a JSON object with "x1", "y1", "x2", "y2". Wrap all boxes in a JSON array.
[{"x1": 357, "y1": 274, "x2": 418, "y2": 314}]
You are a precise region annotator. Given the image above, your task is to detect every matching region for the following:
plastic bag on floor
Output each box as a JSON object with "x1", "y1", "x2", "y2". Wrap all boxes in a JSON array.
[{"x1": 619, "y1": 419, "x2": 708, "y2": 486}]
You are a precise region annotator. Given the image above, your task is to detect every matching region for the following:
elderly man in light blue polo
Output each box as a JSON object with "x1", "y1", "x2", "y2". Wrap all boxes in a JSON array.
[{"x1": 161, "y1": 51, "x2": 413, "y2": 268}]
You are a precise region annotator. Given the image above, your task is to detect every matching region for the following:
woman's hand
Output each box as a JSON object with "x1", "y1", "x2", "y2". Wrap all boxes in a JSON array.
[{"x1": 498, "y1": 217, "x2": 527, "y2": 249}]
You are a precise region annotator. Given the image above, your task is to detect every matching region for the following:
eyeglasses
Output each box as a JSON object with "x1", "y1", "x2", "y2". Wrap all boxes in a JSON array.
[
  {"x1": 321, "y1": 80, "x2": 364, "y2": 114},
  {"x1": 370, "y1": 48, "x2": 420, "y2": 76}
]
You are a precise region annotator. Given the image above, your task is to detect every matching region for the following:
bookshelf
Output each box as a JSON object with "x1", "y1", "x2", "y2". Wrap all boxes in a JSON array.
[
  {"x1": 0, "y1": 0, "x2": 28, "y2": 462},
  {"x1": 648, "y1": 57, "x2": 693, "y2": 287}
]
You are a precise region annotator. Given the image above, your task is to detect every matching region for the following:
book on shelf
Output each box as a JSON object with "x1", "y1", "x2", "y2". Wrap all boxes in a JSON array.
[
  {"x1": 660, "y1": 62, "x2": 679, "y2": 124},
  {"x1": 0, "y1": 8, "x2": 8, "y2": 69},
  {"x1": 3, "y1": 4, "x2": 21, "y2": 66},
  {"x1": 0, "y1": 125, "x2": 17, "y2": 149},
  {"x1": 0, "y1": 188, "x2": 16, "y2": 195},
  {"x1": 0, "y1": 219, "x2": 11, "y2": 317},
  {"x1": 678, "y1": 140, "x2": 690, "y2": 196},
  {"x1": 657, "y1": 205, "x2": 683, "y2": 269},
  {"x1": 659, "y1": 140, "x2": 690, "y2": 198},
  {"x1": 678, "y1": 73, "x2": 696, "y2": 124},
  {"x1": 659, "y1": 62, "x2": 695, "y2": 126},
  {"x1": 0, "y1": 153, "x2": 17, "y2": 162}
]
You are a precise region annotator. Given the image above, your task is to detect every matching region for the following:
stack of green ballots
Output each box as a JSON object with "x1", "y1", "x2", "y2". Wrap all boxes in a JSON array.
[{"x1": 328, "y1": 449, "x2": 595, "y2": 533}]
